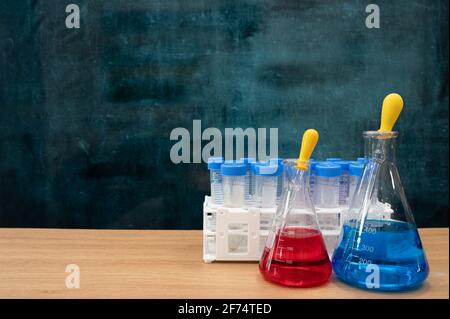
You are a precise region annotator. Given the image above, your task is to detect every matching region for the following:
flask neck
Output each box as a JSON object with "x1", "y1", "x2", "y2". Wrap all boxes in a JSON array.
[
  {"x1": 363, "y1": 131, "x2": 398, "y2": 164},
  {"x1": 283, "y1": 159, "x2": 310, "y2": 190}
]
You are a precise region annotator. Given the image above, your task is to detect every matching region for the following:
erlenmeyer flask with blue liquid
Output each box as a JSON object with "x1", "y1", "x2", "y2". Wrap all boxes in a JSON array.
[{"x1": 332, "y1": 93, "x2": 429, "y2": 291}]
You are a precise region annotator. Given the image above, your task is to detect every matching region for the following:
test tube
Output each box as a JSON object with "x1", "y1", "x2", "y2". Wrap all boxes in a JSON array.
[
  {"x1": 269, "y1": 158, "x2": 284, "y2": 204},
  {"x1": 309, "y1": 160, "x2": 318, "y2": 198},
  {"x1": 253, "y1": 162, "x2": 281, "y2": 208},
  {"x1": 240, "y1": 157, "x2": 256, "y2": 207},
  {"x1": 314, "y1": 163, "x2": 341, "y2": 208},
  {"x1": 207, "y1": 157, "x2": 224, "y2": 205},
  {"x1": 221, "y1": 161, "x2": 246, "y2": 208},
  {"x1": 336, "y1": 160, "x2": 353, "y2": 206},
  {"x1": 348, "y1": 162, "x2": 364, "y2": 204}
]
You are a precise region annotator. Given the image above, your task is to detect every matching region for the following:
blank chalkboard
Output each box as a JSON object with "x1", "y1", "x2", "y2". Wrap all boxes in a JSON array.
[{"x1": 0, "y1": 0, "x2": 448, "y2": 228}]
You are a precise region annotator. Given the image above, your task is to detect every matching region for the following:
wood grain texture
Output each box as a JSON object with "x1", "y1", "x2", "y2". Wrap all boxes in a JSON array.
[{"x1": 0, "y1": 228, "x2": 447, "y2": 299}]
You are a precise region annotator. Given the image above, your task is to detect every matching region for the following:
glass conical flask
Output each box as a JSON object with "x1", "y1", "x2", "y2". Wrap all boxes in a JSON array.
[
  {"x1": 332, "y1": 131, "x2": 429, "y2": 291},
  {"x1": 259, "y1": 130, "x2": 331, "y2": 287}
]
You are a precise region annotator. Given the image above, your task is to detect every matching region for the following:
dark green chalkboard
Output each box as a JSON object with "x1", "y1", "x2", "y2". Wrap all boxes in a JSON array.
[{"x1": 0, "y1": 0, "x2": 448, "y2": 228}]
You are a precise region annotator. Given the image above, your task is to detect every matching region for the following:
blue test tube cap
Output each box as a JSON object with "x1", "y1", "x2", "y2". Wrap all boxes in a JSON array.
[
  {"x1": 326, "y1": 157, "x2": 342, "y2": 162},
  {"x1": 349, "y1": 163, "x2": 365, "y2": 176},
  {"x1": 269, "y1": 158, "x2": 284, "y2": 175},
  {"x1": 357, "y1": 157, "x2": 367, "y2": 163},
  {"x1": 253, "y1": 162, "x2": 282, "y2": 176},
  {"x1": 335, "y1": 160, "x2": 353, "y2": 171},
  {"x1": 224, "y1": 159, "x2": 244, "y2": 164},
  {"x1": 269, "y1": 158, "x2": 283, "y2": 164},
  {"x1": 240, "y1": 157, "x2": 256, "y2": 168},
  {"x1": 207, "y1": 157, "x2": 224, "y2": 170},
  {"x1": 315, "y1": 163, "x2": 341, "y2": 177},
  {"x1": 251, "y1": 160, "x2": 268, "y2": 172},
  {"x1": 309, "y1": 160, "x2": 319, "y2": 174},
  {"x1": 221, "y1": 161, "x2": 246, "y2": 176}
]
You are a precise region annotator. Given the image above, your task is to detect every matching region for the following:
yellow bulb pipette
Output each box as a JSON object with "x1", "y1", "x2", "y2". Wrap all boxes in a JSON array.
[
  {"x1": 379, "y1": 93, "x2": 404, "y2": 132},
  {"x1": 296, "y1": 129, "x2": 319, "y2": 171}
]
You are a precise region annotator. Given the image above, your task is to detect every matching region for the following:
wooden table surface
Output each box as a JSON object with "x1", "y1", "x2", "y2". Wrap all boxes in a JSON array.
[{"x1": 0, "y1": 228, "x2": 447, "y2": 299}]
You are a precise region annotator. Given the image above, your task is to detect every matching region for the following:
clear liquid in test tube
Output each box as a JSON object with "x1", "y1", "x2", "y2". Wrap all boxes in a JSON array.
[
  {"x1": 221, "y1": 161, "x2": 246, "y2": 208},
  {"x1": 314, "y1": 163, "x2": 341, "y2": 209},
  {"x1": 253, "y1": 162, "x2": 281, "y2": 208}
]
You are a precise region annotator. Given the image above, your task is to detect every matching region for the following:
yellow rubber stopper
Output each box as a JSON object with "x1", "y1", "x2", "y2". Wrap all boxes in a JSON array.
[
  {"x1": 379, "y1": 93, "x2": 404, "y2": 132},
  {"x1": 296, "y1": 129, "x2": 319, "y2": 171}
]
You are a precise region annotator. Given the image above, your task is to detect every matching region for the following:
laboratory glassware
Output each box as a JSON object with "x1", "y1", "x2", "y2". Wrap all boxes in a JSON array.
[
  {"x1": 314, "y1": 163, "x2": 341, "y2": 209},
  {"x1": 336, "y1": 161, "x2": 351, "y2": 206},
  {"x1": 221, "y1": 161, "x2": 246, "y2": 208},
  {"x1": 207, "y1": 157, "x2": 224, "y2": 205},
  {"x1": 309, "y1": 160, "x2": 319, "y2": 198},
  {"x1": 270, "y1": 158, "x2": 284, "y2": 204},
  {"x1": 348, "y1": 162, "x2": 364, "y2": 204},
  {"x1": 253, "y1": 162, "x2": 281, "y2": 208},
  {"x1": 240, "y1": 157, "x2": 256, "y2": 207},
  {"x1": 332, "y1": 93, "x2": 429, "y2": 291},
  {"x1": 260, "y1": 129, "x2": 331, "y2": 287}
]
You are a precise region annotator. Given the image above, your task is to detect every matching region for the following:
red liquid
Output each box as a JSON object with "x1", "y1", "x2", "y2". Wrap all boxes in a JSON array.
[{"x1": 259, "y1": 227, "x2": 332, "y2": 287}]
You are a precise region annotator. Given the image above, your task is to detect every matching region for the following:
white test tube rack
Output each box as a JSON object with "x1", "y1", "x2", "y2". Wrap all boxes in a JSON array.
[
  {"x1": 203, "y1": 196, "x2": 271, "y2": 263},
  {"x1": 203, "y1": 196, "x2": 358, "y2": 262}
]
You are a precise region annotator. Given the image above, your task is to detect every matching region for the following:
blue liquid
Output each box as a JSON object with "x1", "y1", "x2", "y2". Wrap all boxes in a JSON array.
[{"x1": 332, "y1": 219, "x2": 429, "y2": 291}]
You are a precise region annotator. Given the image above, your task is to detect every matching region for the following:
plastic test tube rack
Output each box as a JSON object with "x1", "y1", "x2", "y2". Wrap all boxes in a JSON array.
[
  {"x1": 203, "y1": 196, "x2": 353, "y2": 262},
  {"x1": 203, "y1": 195, "x2": 274, "y2": 263}
]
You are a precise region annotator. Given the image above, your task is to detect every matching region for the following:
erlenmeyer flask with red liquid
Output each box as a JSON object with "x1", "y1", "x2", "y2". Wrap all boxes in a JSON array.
[{"x1": 259, "y1": 129, "x2": 332, "y2": 287}]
